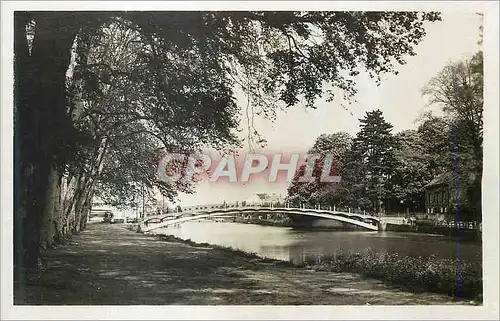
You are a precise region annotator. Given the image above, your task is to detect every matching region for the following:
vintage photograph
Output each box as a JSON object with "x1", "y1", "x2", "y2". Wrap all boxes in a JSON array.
[{"x1": 2, "y1": 1, "x2": 499, "y2": 319}]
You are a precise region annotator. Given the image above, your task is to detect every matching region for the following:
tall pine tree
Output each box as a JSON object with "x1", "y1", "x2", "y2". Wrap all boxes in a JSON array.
[{"x1": 344, "y1": 110, "x2": 397, "y2": 213}]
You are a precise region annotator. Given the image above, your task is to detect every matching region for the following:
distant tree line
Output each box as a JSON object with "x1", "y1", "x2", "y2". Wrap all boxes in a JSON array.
[{"x1": 287, "y1": 51, "x2": 483, "y2": 222}]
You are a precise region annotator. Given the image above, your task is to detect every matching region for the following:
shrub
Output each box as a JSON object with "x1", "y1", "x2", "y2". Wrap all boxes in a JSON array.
[{"x1": 315, "y1": 249, "x2": 482, "y2": 300}]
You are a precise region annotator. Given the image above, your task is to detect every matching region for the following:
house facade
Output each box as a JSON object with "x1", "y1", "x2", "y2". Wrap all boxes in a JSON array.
[{"x1": 424, "y1": 172, "x2": 458, "y2": 215}]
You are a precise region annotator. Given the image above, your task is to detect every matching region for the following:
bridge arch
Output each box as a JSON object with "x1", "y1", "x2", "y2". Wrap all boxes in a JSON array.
[{"x1": 141, "y1": 206, "x2": 379, "y2": 232}]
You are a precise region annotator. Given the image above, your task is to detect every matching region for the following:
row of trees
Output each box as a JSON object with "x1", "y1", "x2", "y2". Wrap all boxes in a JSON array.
[
  {"x1": 14, "y1": 11, "x2": 441, "y2": 271},
  {"x1": 287, "y1": 51, "x2": 483, "y2": 221}
]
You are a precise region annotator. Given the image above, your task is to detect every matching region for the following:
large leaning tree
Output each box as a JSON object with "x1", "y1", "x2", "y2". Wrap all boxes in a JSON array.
[{"x1": 14, "y1": 11, "x2": 441, "y2": 270}]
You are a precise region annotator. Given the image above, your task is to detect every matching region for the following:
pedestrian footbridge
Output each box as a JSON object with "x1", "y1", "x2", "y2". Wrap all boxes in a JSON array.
[{"x1": 140, "y1": 204, "x2": 380, "y2": 232}]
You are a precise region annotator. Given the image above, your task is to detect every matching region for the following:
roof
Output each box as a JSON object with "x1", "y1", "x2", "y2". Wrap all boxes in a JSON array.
[{"x1": 424, "y1": 171, "x2": 459, "y2": 188}]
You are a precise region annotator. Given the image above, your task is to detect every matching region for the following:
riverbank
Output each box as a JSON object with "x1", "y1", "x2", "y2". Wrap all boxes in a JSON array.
[
  {"x1": 218, "y1": 218, "x2": 483, "y2": 241},
  {"x1": 16, "y1": 223, "x2": 473, "y2": 305},
  {"x1": 147, "y1": 229, "x2": 482, "y2": 303},
  {"x1": 387, "y1": 223, "x2": 482, "y2": 242}
]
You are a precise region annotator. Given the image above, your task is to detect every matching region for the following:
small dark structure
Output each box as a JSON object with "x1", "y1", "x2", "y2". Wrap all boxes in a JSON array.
[
  {"x1": 424, "y1": 172, "x2": 458, "y2": 215},
  {"x1": 102, "y1": 211, "x2": 114, "y2": 223}
]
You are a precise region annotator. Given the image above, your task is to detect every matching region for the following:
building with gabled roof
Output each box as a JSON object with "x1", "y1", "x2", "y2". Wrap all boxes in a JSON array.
[{"x1": 424, "y1": 171, "x2": 460, "y2": 215}]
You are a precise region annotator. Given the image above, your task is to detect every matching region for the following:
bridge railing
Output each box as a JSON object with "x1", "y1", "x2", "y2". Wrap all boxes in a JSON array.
[
  {"x1": 155, "y1": 200, "x2": 416, "y2": 219},
  {"x1": 175, "y1": 202, "x2": 382, "y2": 219}
]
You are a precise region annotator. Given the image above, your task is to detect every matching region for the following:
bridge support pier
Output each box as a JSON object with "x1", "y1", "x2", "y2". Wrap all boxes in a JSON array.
[{"x1": 378, "y1": 221, "x2": 387, "y2": 232}]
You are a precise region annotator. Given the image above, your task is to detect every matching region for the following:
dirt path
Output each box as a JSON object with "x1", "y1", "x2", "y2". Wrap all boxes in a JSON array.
[{"x1": 16, "y1": 222, "x2": 467, "y2": 305}]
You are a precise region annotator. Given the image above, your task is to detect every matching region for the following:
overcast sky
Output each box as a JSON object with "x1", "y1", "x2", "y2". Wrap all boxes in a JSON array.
[{"x1": 175, "y1": 11, "x2": 482, "y2": 207}]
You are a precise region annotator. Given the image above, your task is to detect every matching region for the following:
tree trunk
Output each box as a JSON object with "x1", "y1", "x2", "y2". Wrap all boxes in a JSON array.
[
  {"x1": 14, "y1": 12, "x2": 32, "y2": 298},
  {"x1": 70, "y1": 138, "x2": 109, "y2": 233},
  {"x1": 72, "y1": 173, "x2": 89, "y2": 233},
  {"x1": 15, "y1": 12, "x2": 81, "y2": 271},
  {"x1": 39, "y1": 167, "x2": 60, "y2": 249},
  {"x1": 80, "y1": 196, "x2": 92, "y2": 231},
  {"x1": 54, "y1": 174, "x2": 72, "y2": 244}
]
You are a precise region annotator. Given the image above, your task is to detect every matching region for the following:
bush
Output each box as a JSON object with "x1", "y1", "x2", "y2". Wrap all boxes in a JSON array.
[{"x1": 317, "y1": 249, "x2": 482, "y2": 300}]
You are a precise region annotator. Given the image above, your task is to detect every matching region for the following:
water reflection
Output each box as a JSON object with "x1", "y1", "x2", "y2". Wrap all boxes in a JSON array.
[{"x1": 157, "y1": 221, "x2": 481, "y2": 265}]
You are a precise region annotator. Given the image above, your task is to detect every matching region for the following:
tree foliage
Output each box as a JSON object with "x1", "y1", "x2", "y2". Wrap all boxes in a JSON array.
[
  {"x1": 287, "y1": 132, "x2": 353, "y2": 207},
  {"x1": 391, "y1": 129, "x2": 433, "y2": 211},
  {"x1": 422, "y1": 51, "x2": 483, "y2": 163},
  {"x1": 422, "y1": 51, "x2": 483, "y2": 220},
  {"x1": 72, "y1": 19, "x2": 242, "y2": 205},
  {"x1": 64, "y1": 11, "x2": 443, "y2": 204}
]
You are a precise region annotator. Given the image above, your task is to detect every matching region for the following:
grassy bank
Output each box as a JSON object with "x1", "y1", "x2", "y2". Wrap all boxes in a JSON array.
[
  {"x1": 145, "y1": 228, "x2": 482, "y2": 302},
  {"x1": 154, "y1": 233, "x2": 295, "y2": 267}
]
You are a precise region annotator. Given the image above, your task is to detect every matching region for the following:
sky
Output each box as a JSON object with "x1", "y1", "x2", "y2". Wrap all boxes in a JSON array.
[{"x1": 174, "y1": 11, "x2": 483, "y2": 207}]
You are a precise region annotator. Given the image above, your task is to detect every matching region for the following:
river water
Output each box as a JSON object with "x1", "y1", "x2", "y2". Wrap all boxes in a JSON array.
[{"x1": 156, "y1": 221, "x2": 482, "y2": 265}]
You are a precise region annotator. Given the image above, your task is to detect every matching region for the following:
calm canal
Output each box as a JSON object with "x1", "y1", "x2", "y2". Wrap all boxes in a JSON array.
[{"x1": 156, "y1": 220, "x2": 482, "y2": 264}]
